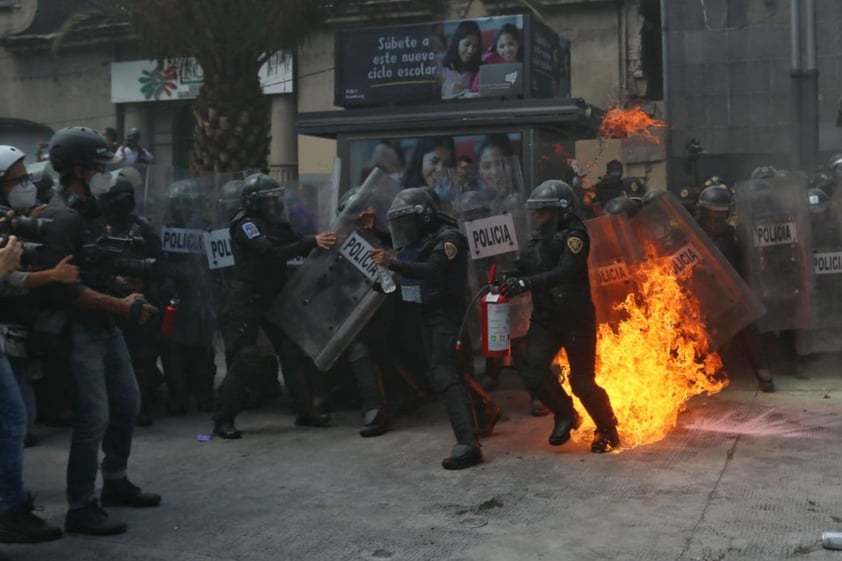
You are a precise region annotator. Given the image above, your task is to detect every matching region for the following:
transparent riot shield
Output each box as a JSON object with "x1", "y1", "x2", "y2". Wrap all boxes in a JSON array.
[
  {"x1": 154, "y1": 168, "x2": 219, "y2": 348},
  {"x1": 585, "y1": 212, "x2": 645, "y2": 328},
  {"x1": 735, "y1": 174, "x2": 814, "y2": 332},
  {"x1": 631, "y1": 192, "x2": 765, "y2": 350},
  {"x1": 454, "y1": 156, "x2": 531, "y2": 341},
  {"x1": 266, "y1": 167, "x2": 402, "y2": 371},
  {"x1": 807, "y1": 194, "x2": 842, "y2": 330}
]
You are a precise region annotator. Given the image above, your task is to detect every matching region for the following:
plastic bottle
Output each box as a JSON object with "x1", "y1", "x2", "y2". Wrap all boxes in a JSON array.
[{"x1": 377, "y1": 266, "x2": 396, "y2": 293}]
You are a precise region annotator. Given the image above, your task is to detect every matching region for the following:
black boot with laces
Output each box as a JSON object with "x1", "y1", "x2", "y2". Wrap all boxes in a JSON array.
[{"x1": 0, "y1": 494, "x2": 62, "y2": 543}]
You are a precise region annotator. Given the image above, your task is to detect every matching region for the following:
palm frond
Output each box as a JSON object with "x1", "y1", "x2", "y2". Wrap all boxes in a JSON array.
[{"x1": 52, "y1": 0, "x2": 130, "y2": 54}]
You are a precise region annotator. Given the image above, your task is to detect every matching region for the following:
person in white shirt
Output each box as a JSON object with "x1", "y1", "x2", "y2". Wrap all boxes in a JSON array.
[{"x1": 115, "y1": 128, "x2": 153, "y2": 165}]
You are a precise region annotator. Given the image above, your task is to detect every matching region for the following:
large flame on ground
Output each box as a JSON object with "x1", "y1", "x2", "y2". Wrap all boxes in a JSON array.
[
  {"x1": 597, "y1": 104, "x2": 667, "y2": 145},
  {"x1": 554, "y1": 249, "x2": 727, "y2": 450}
]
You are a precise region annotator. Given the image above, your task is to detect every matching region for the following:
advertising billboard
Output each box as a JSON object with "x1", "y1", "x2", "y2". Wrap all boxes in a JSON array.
[{"x1": 335, "y1": 14, "x2": 570, "y2": 107}]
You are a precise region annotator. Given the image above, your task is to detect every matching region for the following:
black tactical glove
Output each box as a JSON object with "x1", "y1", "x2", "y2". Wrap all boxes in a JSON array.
[{"x1": 500, "y1": 276, "x2": 530, "y2": 296}]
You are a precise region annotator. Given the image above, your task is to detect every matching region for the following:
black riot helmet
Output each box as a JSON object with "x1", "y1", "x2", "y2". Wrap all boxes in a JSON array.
[
  {"x1": 751, "y1": 165, "x2": 777, "y2": 180},
  {"x1": 48, "y1": 126, "x2": 118, "y2": 174},
  {"x1": 386, "y1": 187, "x2": 437, "y2": 249},
  {"x1": 525, "y1": 180, "x2": 576, "y2": 236},
  {"x1": 676, "y1": 186, "x2": 701, "y2": 214},
  {"x1": 808, "y1": 187, "x2": 830, "y2": 215},
  {"x1": 241, "y1": 173, "x2": 287, "y2": 223},
  {"x1": 99, "y1": 169, "x2": 138, "y2": 220},
  {"x1": 168, "y1": 178, "x2": 203, "y2": 227},
  {"x1": 458, "y1": 189, "x2": 490, "y2": 222},
  {"x1": 642, "y1": 189, "x2": 667, "y2": 206},
  {"x1": 696, "y1": 185, "x2": 733, "y2": 236},
  {"x1": 337, "y1": 187, "x2": 361, "y2": 216},
  {"x1": 622, "y1": 177, "x2": 646, "y2": 197},
  {"x1": 218, "y1": 179, "x2": 244, "y2": 223},
  {"x1": 603, "y1": 196, "x2": 642, "y2": 218}
]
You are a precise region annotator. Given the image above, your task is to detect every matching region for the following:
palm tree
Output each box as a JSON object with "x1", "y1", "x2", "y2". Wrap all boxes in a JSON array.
[{"x1": 54, "y1": 0, "x2": 450, "y2": 173}]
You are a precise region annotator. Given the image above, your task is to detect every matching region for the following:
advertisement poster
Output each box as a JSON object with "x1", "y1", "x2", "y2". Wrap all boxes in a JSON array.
[{"x1": 336, "y1": 15, "x2": 531, "y2": 106}]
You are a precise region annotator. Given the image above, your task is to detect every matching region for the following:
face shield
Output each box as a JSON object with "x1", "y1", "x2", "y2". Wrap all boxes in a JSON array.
[
  {"x1": 527, "y1": 206, "x2": 560, "y2": 238},
  {"x1": 258, "y1": 187, "x2": 288, "y2": 223},
  {"x1": 387, "y1": 205, "x2": 421, "y2": 249},
  {"x1": 698, "y1": 207, "x2": 730, "y2": 236}
]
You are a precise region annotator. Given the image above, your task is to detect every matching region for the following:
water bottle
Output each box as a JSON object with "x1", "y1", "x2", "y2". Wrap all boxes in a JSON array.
[{"x1": 377, "y1": 266, "x2": 396, "y2": 293}]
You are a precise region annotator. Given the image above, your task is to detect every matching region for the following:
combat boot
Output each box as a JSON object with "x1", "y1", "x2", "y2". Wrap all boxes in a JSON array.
[
  {"x1": 441, "y1": 443, "x2": 483, "y2": 470},
  {"x1": 756, "y1": 369, "x2": 775, "y2": 393},
  {"x1": 591, "y1": 424, "x2": 620, "y2": 453},
  {"x1": 65, "y1": 500, "x2": 127, "y2": 536},
  {"x1": 359, "y1": 409, "x2": 389, "y2": 437},
  {"x1": 295, "y1": 412, "x2": 332, "y2": 427},
  {"x1": 549, "y1": 410, "x2": 582, "y2": 446},
  {"x1": 213, "y1": 420, "x2": 242, "y2": 440},
  {"x1": 0, "y1": 494, "x2": 62, "y2": 543},
  {"x1": 100, "y1": 478, "x2": 161, "y2": 508}
]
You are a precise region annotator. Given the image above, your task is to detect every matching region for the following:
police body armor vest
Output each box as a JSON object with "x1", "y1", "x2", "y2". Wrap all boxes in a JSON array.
[
  {"x1": 520, "y1": 220, "x2": 591, "y2": 313},
  {"x1": 229, "y1": 211, "x2": 295, "y2": 303},
  {"x1": 398, "y1": 225, "x2": 467, "y2": 306}
]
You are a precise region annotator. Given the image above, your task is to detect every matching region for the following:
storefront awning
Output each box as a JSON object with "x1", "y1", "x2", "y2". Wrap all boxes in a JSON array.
[{"x1": 297, "y1": 98, "x2": 604, "y2": 139}]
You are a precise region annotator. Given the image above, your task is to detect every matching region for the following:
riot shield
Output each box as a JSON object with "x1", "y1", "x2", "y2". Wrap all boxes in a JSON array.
[
  {"x1": 735, "y1": 174, "x2": 814, "y2": 332},
  {"x1": 630, "y1": 192, "x2": 765, "y2": 349},
  {"x1": 585, "y1": 212, "x2": 645, "y2": 328},
  {"x1": 267, "y1": 167, "x2": 402, "y2": 371},
  {"x1": 453, "y1": 156, "x2": 531, "y2": 341}
]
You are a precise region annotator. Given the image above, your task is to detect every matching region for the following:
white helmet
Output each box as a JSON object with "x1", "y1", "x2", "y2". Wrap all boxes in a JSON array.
[{"x1": 0, "y1": 145, "x2": 26, "y2": 180}]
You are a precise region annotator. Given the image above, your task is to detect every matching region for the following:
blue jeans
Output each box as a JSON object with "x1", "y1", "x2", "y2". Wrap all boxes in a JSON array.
[
  {"x1": 66, "y1": 323, "x2": 140, "y2": 509},
  {"x1": 9, "y1": 357, "x2": 35, "y2": 432},
  {"x1": 0, "y1": 355, "x2": 27, "y2": 511}
]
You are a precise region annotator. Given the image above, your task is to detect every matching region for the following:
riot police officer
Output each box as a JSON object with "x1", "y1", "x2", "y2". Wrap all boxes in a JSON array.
[
  {"x1": 213, "y1": 173, "x2": 336, "y2": 439},
  {"x1": 371, "y1": 188, "x2": 491, "y2": 469},
  {"x1": 97, "y1": 169, "x2": 164, "y2": 425},
  {"x1": 500, "y1": 180, "x2": 620, "y2": 453},
  {"x1": 696, "y1": 185, "x2": 775, "y2": 392},
  {"x1": 602, "y1": 195, "x2": 642, "y2": 218},
  {"x1": 43, "y1": 126, "x2": 159, "y2": 535}
]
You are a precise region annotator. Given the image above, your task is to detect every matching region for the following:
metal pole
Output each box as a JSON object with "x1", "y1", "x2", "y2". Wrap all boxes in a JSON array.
[
  {"x1": 661, "y1": 0, "x2": 671, "y2": 183},
  {"x1": 790, "y1": 0, "x2": 803, "y2": 170},
  {"x1": 803, "y1": 0, "x2": 819, "y2": 172}
]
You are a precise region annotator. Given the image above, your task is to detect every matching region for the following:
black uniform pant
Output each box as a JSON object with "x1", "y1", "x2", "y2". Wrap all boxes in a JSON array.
[
  {"x1": 215, "y1": 315, "x2": 327, "y2": 425},
  {"x1": 521, "y1": 315, "x2": 616, "y2": 431},
  {"x1": 412, "y1": 304, "x2": 478, "y2": 446}
]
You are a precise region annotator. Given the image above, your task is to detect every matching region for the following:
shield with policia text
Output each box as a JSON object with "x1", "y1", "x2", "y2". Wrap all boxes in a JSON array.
[
  {"x1": 736, "y1": 174, "x2": 814, "y2": 332},
  {"x1": 266, "y1": 167, "x2": 402, "y2": 371},
  {"x1": 585, "y1": 211, "x2": 646, "y2": 328},
  {"x1": 629, "y1": 192, "x2": 765, "y2": 350},
  {"x1": 453, "y1": 156, "x2": 531, "y2": 340}
]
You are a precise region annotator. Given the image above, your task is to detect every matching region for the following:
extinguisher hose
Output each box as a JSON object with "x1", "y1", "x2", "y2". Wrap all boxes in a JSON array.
[{"x1": 455, "y1": 284, "x2": 493, "y2": 352}]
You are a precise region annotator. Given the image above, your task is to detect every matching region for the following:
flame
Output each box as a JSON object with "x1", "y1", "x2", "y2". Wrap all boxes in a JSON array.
[
  {"x1": 554, "y1": 247, "x2": 727, "y2": 450},
  {"x1": 597, "y1": 104, "x2": 667, "y2": 145}
]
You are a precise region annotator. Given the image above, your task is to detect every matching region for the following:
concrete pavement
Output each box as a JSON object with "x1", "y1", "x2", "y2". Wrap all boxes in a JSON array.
[{"x1": 6, "y1": 356, "x2": 842, "y2": 561}]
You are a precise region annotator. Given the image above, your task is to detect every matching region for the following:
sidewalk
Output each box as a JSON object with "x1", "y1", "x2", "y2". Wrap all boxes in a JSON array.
[{"x1": 6, "y1": 357, "x2": 842, "y2": 561}]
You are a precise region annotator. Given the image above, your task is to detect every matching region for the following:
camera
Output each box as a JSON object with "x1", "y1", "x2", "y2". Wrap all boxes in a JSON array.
[
  {"x1": 0, "y1": 205, "x2": 52, "y2": 241},
  {"x1": 0, "y1": 233, "x2": 44, "y2": 268},
  {"x1": 81, "y1": 234, "x2": 157, "y2": 278}
]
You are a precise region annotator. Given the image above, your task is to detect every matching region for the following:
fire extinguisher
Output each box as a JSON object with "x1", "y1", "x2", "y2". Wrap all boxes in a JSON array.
[
  {"x1": 455, "y1": 264, "x2": 511, "y2": 357},
  {"x1": 480, "y1": 290, "x2": 510, "y2": 358},
  {"x1": 160, "y1": 298, "x2": 179, "y2": 337}
]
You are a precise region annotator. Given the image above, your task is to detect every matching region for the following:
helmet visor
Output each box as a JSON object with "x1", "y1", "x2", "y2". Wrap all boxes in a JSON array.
[
  {"x1": 388, "y1": 212, "x2": 419, "y2": 249},
  {"x1": 527, "y1": 207, "x2": 559, "y2": 238},
  {"x1": 258, "y1": 187, "x2": 288, "y2": 223}
]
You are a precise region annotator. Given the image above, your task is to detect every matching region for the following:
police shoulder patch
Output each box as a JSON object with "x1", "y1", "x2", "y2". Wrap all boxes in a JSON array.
[
  {"x1": 567, "y1": 236, "x2": 584, "y2": 254},
  {"x1": 444, "y1": 241, "x2": 458, "y2": 260},
  {"x1": 242, "y1": 221, "x2": 261, "y2": 239}
]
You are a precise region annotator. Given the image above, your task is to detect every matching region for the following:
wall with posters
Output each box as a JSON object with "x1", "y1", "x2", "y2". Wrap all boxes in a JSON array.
[{"x1": 334, "y1": 14, "x2": 570, "y2": 107}]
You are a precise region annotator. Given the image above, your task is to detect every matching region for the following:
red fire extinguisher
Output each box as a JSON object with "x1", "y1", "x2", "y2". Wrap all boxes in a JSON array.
[
  {"x1": 160, "y1": 298, "x2": 179, "y2": 337},
  {"x1": 480, "y1": 264, "x2": 510, "y2": 358}
]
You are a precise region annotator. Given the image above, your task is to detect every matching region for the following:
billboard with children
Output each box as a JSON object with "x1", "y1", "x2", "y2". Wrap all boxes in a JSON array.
[{"x1": 334, "y1": 14, "x2": 570, "y2": 107}]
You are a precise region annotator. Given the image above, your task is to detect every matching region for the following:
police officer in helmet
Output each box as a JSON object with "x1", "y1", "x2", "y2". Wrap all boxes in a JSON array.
[
  {"x1": 500, "y1": 180, "x2": 620, "y2": 453},
  {"x1": 695, "y1": 185, "x2": 775, "y2": 392},
  {"x1": 213, "y1": 173, "x2": 336, "y2": 439},
  {"x1": 371, "y1": 187, "x2": 496, "y2": 469}
]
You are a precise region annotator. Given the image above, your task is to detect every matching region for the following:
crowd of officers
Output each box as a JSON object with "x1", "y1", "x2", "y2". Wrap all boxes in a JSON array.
[{"x1": 2, "y1": 124, "x2": 838, "y2": 552}]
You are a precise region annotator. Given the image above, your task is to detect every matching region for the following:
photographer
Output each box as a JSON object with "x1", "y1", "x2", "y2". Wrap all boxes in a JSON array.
[
  {"x1": 42, "y1": 127, "x2": 158, "y2": 537},
  {"x1": 0, "y1": 235, "x2": 63, "y2": 547},
  {"x1": 114, "y1": 128, "x2": 153, "y2": 165}
]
